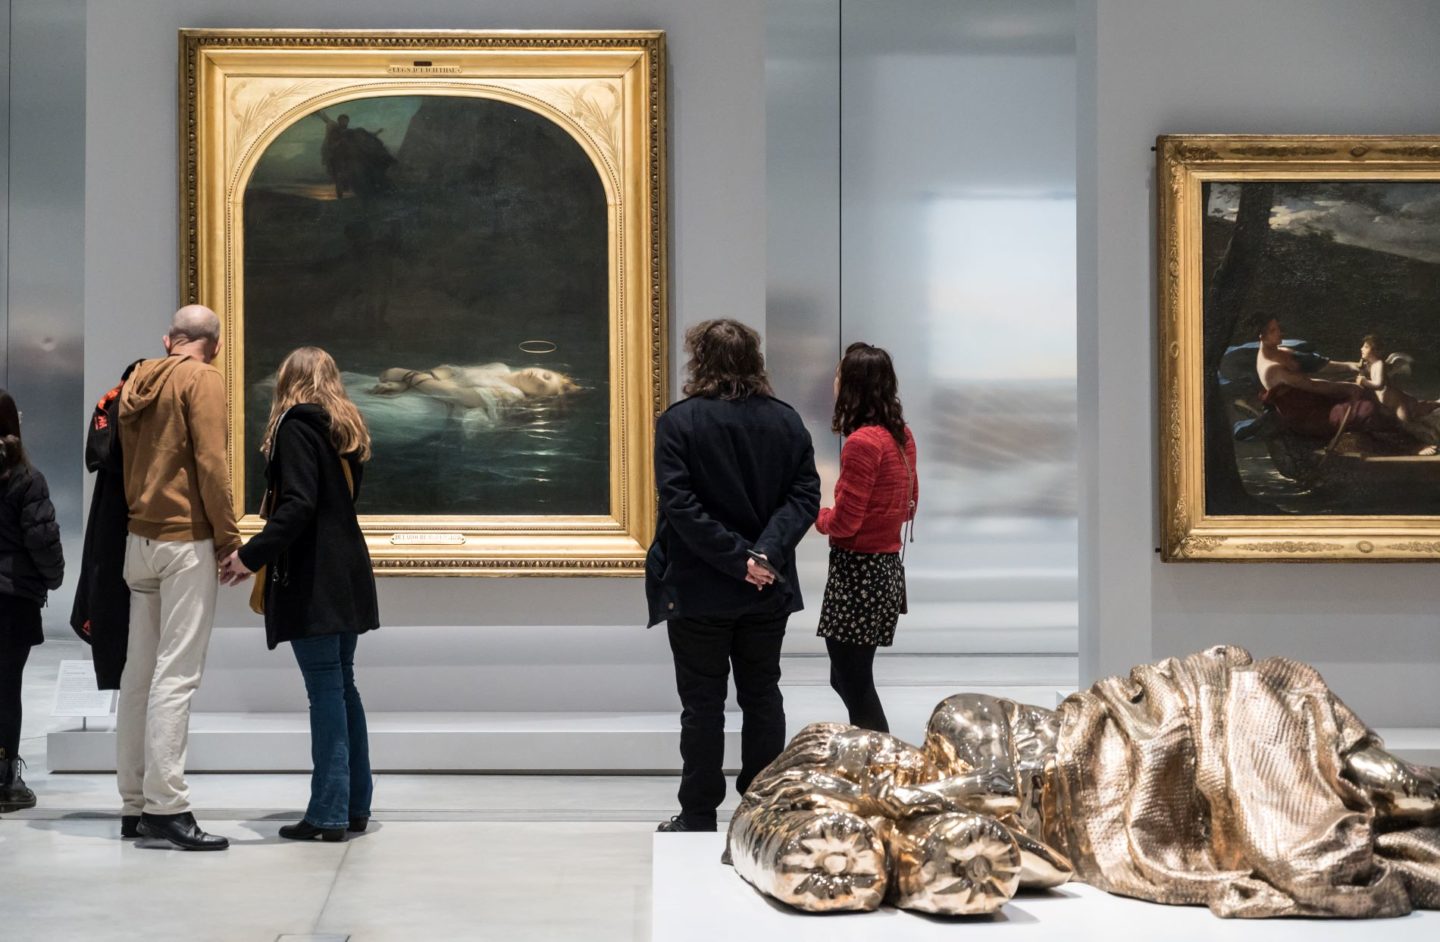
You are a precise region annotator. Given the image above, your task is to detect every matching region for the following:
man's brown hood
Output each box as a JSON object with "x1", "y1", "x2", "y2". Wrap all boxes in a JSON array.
[{"x1": 118, "y1": 355, "x2": 188, "y2": 422}]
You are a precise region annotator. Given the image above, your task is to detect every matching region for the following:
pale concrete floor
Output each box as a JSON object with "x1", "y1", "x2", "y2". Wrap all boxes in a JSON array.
[{"x1": 3, "y1": 639, "x2": 736, "y2": 942}]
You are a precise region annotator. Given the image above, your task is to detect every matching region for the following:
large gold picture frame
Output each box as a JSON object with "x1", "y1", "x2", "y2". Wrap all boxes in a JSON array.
[
  {"x1": 1159, "y1": 134, "x2": 1440, "y2": 561},
  {"x1": 181, "y1": 29, "x2": 666, "y2": 576}
]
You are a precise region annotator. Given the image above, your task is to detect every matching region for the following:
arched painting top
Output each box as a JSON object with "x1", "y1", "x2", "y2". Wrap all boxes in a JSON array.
[{"x1": 230, "y1": 83, "x2": 620, "y2": 207}]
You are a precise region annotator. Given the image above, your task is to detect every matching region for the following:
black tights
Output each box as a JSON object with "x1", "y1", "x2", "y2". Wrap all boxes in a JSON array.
[
  {"x1": 826, "y1": 637, "x2": 888, "y2": 734},
  {"x1": 0, "y1": 635, "x2": 31, "y2": 761}
]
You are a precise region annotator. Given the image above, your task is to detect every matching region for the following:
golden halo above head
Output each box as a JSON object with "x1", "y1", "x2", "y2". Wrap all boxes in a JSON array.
[{"x1": 519, "y1": 340, "x2": 558, "y2": 355}]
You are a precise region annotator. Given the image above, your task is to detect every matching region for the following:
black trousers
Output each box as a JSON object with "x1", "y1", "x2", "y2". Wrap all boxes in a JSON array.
[
  {"x1": 667, "y1": 612, "x2": 788, "y2": 826},
  {"x1": 826, "y1": 636, "x2": 889, "y2": 734},
  {"x1": 0, "y1": 632, "x2": 33, "y2": 761}
]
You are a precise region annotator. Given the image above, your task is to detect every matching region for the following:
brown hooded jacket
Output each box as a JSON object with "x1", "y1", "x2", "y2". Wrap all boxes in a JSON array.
[{"x1": 118, "y1": 354, "x2": 240, "y2": 556}]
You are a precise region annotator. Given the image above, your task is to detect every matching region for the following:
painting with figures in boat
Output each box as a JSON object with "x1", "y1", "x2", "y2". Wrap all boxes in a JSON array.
[
  {"x1": 1206, "y1": 179, "x2": 1440, "y2": 517},
  {"x1": 183, "y1": 30, "x2": 665, "y2": 574},
  {"x1": 1158, "y1": 136, "x2": 1440, "y2": 560}
]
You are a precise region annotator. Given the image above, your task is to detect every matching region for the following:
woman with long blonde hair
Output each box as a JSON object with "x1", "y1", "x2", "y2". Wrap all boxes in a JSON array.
[{"x1": 221, "y1": 347, "x2": 378, "y2": 842}]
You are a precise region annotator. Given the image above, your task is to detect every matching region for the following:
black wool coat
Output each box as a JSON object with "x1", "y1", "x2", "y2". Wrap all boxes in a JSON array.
[
  {"x1": 0, "y1": 464, "x2": 65, "y2": 646},
  {"x1": 71, "y1": 361, "x2": 140, "y2": 688},
  {"x1": 237, "y1": 405, "x2": 379, "y2": 649},
  {"x1": 645, "y1": 394, "x2": 821, "y2": 627}
]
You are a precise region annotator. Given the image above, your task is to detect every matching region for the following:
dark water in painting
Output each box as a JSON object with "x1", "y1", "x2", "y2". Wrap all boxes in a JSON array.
[{"x1": 242, "y1": 95, "x2": 610, "y2": 517}]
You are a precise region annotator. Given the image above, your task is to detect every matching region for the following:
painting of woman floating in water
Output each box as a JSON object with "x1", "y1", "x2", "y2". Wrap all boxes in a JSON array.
[
  {"x1": 183, "y1": 30, "x2": 666, "y2": 574},
  {"x1": 243, "y1": 93, "x2": 610, "y2": 517},
  {"x1": 1158, "y1": 135, "x2": 1440, "y2": 561}
]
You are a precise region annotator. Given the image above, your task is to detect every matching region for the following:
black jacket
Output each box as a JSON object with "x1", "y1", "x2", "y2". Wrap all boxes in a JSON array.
[
  {"x1": 0, "y1": 464, "x2": 64, "y2": 622},
  {"x1": 645, "y1": 394, "x2": 821, "y2": 627},
  {"x1": 71, "y1": 361, "x2": 140, "y2": 688},
  {"x1": 237, "y1": 405, "x2": 379, "y2": 649}
]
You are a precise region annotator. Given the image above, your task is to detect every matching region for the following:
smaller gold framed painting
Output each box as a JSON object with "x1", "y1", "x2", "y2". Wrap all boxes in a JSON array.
[
  {"x1": 181, "y1": 29, "x2": 666, "y2": 576},
  {"x1": 1159, "y1": 134, "x2": 1440, "y2": 561}
]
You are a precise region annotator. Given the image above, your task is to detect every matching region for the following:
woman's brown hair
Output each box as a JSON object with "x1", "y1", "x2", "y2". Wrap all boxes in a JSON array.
[
  {"x1": 832, "y1": 342, "x2": 906, "y2": 446},
  {"x1": 0, "y1": 390, "x2": 27, "y2": 476},
  {"x1": 261, "y1": 347, "x2": 373, "y2": 461},
  {"x1": 682, "y1": 319, "x2": 774, "y2": 400}
]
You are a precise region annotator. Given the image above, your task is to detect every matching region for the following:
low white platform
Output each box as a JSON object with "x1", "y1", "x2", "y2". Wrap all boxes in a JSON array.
[
  {"x1": 46, "y1": 682, "x2": 1074, "y2": 772},
  {"x1": 1375, "y1": 728, "x2": 1440, "y2": 766},
  {"x1": 652, "y1": 833, "x2": 1440, "y2": 942}
]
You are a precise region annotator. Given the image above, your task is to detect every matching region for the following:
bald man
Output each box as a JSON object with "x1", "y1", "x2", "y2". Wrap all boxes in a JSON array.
[{"x1": 114, "y1": 305, "x2": 241, "y2": 850}]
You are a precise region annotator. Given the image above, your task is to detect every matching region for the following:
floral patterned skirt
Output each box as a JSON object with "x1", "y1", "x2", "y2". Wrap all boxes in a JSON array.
[{"x1": 816, "y1": 547, "x2": 904, "y2": 647}]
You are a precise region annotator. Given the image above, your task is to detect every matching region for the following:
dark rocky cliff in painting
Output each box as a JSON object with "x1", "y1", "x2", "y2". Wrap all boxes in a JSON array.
[{"x1": 386, "y1": 97, "x2": 607, "y2": 318}]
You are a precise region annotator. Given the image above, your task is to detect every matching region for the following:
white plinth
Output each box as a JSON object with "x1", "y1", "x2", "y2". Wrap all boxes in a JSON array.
[
  {"x1": 45, "y1": 682, "x2": 1073, "y2": 772},
  {"x1": 652, "y1": 833, "x2": 1440, "y2": 942}
]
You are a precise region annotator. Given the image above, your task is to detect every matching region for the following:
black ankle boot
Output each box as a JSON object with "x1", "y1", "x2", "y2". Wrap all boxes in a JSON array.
[
  {"x1": 0, "y1": 756, "x2": 37, "y2": 813},
  {"x1": 348, "y1": 816, "x2": 369, "y2": 833},
  {"x1": 279, "y1": 819, "x2": 347, "y2": 843},
  {"x1": 120, "y1": 815, "x2": 141, "y2": 839},
  {"x1": 137, "y1": 811, "x2": 229, "y2": 851}
]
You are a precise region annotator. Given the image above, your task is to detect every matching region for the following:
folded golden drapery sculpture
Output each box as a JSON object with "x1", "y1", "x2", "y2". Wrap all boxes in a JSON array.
[{"x1": 726, "y1": 646, "x2": 1440, "y2": 918}]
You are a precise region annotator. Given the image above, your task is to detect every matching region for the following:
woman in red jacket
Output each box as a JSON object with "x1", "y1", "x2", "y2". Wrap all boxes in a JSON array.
[{"x1": 815, "y1": 342, "x2": 917, "y2": 733}]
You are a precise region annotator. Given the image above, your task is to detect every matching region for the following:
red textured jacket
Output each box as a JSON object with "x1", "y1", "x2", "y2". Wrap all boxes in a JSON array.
[{"x1": 815, "y1": 425, "x2": 918, "y2": 553}]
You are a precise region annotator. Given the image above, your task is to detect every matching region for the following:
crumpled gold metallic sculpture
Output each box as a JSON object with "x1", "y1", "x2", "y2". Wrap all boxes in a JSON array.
[
  {"x1": 727, "y1": 646, "x2": 1440, "y2": 919},
  {"x1": 1049, "y1": 646, "x2": 1440, "y2": 918},
  {"x1": 726, "y1": 706, "x2": 1073, "y2": 916}
]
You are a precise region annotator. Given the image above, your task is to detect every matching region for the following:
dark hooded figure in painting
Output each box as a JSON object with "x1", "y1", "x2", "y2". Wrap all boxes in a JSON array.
[{"x1": 316, "y1": 111, "x2": 396, "y2": 198}]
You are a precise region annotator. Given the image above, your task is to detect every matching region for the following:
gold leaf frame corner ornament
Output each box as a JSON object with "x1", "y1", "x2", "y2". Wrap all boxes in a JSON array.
[
  {"x1": 180, "y1": 29, "x2": 668, "y2": 576},
  {"x1": 1156, "y1": 134, "x2": 1440, "y2": 562}
]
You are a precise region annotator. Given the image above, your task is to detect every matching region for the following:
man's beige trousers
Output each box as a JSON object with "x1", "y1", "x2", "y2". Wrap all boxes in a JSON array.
[{"x1": 116, "y1": 534, "x2": 218, "y2": 816}]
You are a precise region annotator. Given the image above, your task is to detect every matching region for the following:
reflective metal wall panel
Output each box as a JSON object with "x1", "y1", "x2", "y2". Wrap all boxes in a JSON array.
[
  {"x1": 764, "y1": 0, "x2": 1077, "y2": 685},
  {"x1": 839, "y1": 0, "x2": 1078, "y2": 658},
  {"x1": 765, "y1": 0, "x2": 841, "y2": 633},
  {"x1": 7, "y1": 0, "x2": 85, "y2": 630}
]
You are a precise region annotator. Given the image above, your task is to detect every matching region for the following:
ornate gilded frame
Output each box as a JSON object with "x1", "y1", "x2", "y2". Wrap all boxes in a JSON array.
[
  {"x1": 181, "y1": 29, "x2": 666, "y2": 576},
  {"x1": 1158, "y1": 134, "x2": 1440, "y2": 561}
]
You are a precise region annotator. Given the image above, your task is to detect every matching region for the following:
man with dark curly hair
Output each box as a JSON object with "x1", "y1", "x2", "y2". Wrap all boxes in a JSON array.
[{"x1": 647, "y1": 318, "x2": 821, "y2": 834}]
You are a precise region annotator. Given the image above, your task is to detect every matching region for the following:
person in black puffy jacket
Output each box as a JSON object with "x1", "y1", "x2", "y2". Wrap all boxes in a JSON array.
[{"x1": 0, "y1": 389, "x2": 64, "y2": 814}]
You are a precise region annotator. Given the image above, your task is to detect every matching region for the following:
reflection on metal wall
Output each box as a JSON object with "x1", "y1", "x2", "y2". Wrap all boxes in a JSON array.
[
  {"x1": 842, "y1": 1, "x2": 1078, "y2": 657},
  {"x1": 7, "y1": 0, "x2": 86, "y2": 630},
  {"x1": 768, "y1": 0, "x2": 1078, "y2": 661},
  {"x1": 765, "y1": 0, "x2": 841, "y2": 634}
]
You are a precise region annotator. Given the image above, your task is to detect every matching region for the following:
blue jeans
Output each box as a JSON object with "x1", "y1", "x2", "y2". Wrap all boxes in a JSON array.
[{"x1": 291, "y1": 633, "x2": 373, "y2": 829}]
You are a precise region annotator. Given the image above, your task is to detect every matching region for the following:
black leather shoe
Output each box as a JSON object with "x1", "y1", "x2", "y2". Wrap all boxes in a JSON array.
[
  {"x1": 656, "y1": 814, "x2": 717, "y2": 833},
  {"x1": 137, "y1": 812, "x2": 229, "y2": 850},
  {"x1": 280, "y1": 819, "x2": 347, "y2": 842},
  {"x1": 120, "y1": 816, "x2": 141, "y2": 839},
  {"x1": 348, "y1": 817, "x2": 369, "y2": 833}
]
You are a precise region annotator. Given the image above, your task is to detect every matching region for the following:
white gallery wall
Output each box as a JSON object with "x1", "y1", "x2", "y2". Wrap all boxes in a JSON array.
[
  {"x1": 1078, "y1": 0, "x2": 1440, "y2": 727},
  {"x1": 79, "y1": 0, "x2": 765, "y2": 742},
  {"x1": 62, "y1": 0, "x2": 1084, "y2": 772},
  {"x1": 5, "y1": 0, "x2": 1420, "y2": 765}
]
